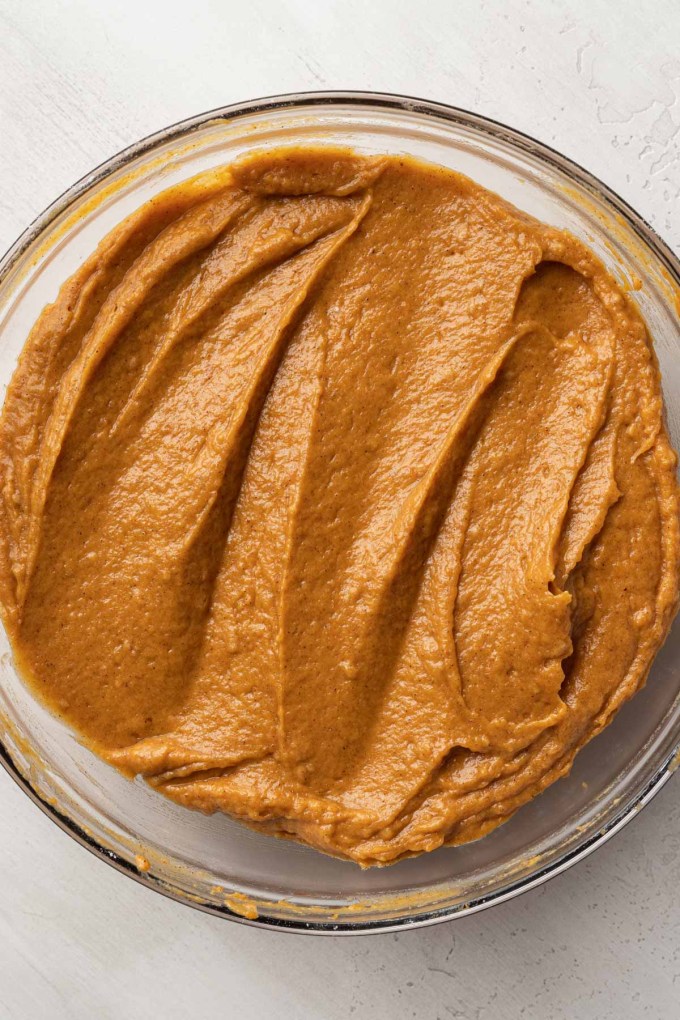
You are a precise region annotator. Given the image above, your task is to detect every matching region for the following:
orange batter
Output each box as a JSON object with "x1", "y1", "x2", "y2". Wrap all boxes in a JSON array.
[{"x1": 0, "y1": 147, "x2": 677, "y2": 865}]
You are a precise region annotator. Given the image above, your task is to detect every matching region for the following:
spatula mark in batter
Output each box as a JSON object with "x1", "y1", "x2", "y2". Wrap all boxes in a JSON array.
[
  {"x1": 281, "y1": 324, "x2": 533, "y2": 790},
  {"x1": 16, "y1": 189, "x2": 255, "y2": 608}
]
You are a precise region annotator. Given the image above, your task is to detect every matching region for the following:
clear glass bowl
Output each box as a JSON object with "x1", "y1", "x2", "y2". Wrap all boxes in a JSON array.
[{"x1": 1, "y1": 92, "x2": 679, "y2": 935}]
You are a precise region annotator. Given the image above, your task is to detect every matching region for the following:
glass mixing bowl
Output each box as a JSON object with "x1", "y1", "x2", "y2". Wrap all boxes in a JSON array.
[{"x1": 1, "y1": 92, "x2": 679, "y2": 935}]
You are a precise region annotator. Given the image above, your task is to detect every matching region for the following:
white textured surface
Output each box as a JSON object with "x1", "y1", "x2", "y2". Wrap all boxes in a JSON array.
[{"x1": 1, "y1": 1, "x2": 679, "y2": 1016}]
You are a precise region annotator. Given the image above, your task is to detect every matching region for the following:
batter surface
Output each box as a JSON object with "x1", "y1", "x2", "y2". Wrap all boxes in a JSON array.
[{"x1": 1, "y1": 148, "x2": 678, "y2": 865}]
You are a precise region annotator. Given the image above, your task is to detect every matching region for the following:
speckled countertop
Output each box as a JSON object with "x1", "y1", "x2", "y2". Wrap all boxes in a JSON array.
[{"x1": 1, "y1": 1, "x2": 679, "y2": 1017}]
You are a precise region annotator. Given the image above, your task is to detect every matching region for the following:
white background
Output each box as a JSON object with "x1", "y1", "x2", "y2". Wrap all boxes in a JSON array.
[{"x1": 1, "y1": 1, "x2": 680, "y2": 1017}]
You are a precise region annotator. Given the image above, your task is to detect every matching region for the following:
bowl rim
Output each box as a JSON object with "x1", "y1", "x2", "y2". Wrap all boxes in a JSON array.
[{"x1": 1, "y1": 89, "x2": 679, "y2": 936}]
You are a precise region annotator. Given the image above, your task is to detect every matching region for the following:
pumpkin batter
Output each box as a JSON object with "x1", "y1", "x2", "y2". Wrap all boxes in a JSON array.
[{"x1": 0, "y1": 148, "x2": 678, "y2": 865}]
